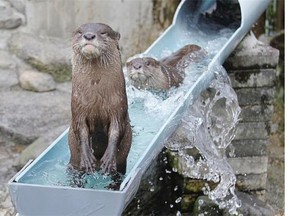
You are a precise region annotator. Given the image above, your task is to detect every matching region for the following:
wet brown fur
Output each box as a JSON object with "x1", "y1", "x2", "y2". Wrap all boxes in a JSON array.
[
  {"x1": 68, "y1": 23, "x2": 132, "y2": 175},
  {"x1": 126, "y1": 44, "x2": 205, "y2": 90}
]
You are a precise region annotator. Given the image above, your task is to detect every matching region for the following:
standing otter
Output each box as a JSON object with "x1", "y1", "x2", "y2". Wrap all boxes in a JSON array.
[
  {"x1": 68, "y1": 23, "x2": 132, "y2": 176},
  {"x1": 126, "y1": 44, "x2": 206, "y2": 90}
]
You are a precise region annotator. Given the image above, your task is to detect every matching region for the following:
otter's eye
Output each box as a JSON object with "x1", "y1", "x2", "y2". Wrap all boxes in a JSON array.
[
  {"x1": 76, "y1": 30, "x2": 82, "y2": 36},
  {"x1": 145, "y1": 61, "x2": 150, "y2": 66},
  {"x1": 100, "y1": 32, "x2": 108, "y2": 36}
]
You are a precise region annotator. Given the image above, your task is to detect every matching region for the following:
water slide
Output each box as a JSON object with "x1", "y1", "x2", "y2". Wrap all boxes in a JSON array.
[{"x1": 9, "y1": 0, "x2": 271, "y2": 215}]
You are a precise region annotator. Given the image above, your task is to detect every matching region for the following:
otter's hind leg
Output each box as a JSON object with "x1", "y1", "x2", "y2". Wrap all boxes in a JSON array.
[
  {"x1": 68, "y1": 127, "x2": 81, "y2": 169},
  {"x1": 117, "y1": 122, "x2": 132, "y2": 175},
  {"x1": 78, "y1": 123, "x2": 97, "y2": 173},
  {"x1": 69, "y1": 121, "x2": 97, "y2": 173}
]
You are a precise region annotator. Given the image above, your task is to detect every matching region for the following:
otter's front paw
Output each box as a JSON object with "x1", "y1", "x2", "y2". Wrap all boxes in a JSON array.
[
  {"x1": 80, "y1": 152, "x2": 96, "y2": 173},
  {"x1": 100, "y1": 152, "x2": 117, "y2": 174}
]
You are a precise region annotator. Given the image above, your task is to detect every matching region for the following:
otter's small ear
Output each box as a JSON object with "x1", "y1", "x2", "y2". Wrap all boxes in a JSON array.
[
  {"x1": 113, "y1": 31, "x2": 120, "y2": 41},
  {"x1": 72, "y1": 29, "x2": 78, "y2": 36},
  {"x1": 125, "y1": 61, "x2": 131, "y2": 67},
  {"x1": 72, "y1": 28, "x2": 82, "y2": 37}
]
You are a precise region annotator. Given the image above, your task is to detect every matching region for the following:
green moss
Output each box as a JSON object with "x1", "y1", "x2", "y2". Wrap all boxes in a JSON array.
[
  {"x1": 27, "y1": 59, "x2": 72, "y2": 82},
  {"x1": 192, "y1": 196, "x2": 223, "y2": 216},
  {"x1": 184, "y1": 178, "x2": 218, "y2": 194},
  {"x1": 181, "y1": 194, "x2": 199, "y2": 212}
]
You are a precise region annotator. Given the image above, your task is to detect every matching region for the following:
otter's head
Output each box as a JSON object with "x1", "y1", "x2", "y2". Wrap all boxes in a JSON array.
[
  {"x1": 72, "y1": 23, "x2": 120, "y2": 62},
  {"x1": 126, "y1": 57, "x2": 161, "y2": 89},
  {"x1": 126, "y1": 57, "x2": 169, "y2": 90}
]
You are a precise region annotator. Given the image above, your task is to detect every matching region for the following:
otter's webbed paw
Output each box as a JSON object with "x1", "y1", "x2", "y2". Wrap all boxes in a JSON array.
[
  {"x1": 80, "y1": 149, "x2": 97, "y2": 173},
  {"x1": 100, "y1": 151, "x2": 117, "y2": 174}
]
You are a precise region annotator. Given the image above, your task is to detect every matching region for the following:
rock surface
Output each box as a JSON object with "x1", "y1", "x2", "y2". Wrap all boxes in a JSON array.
[
  {"x1": 0, "y1": 69, "x2": 18, "y2": 89},
  {"x1": 19, "y1": 70, "x2": 56, "y2": 92},
  {"x1": 192, "y1": 192, "x2": 275, "y2": 216},
  {"x1": 0, "y1": 0, "x2": 24, "y2": 29},
  {"x1": 8, "y1": 32, "x2": 72, "y2": 82},
  {"x1": 0, "y1": 138, "x2": 18, "y2": 216},
  {"x1": 225, "y1": 32, "x2": 280, "y2": 69},
  {"x1": 0, "y1": 89, "x2": 71, "y2": 145},
  {"x1": 9, "y1": 0, "x2": 26, "y2": 15},
  {"x1": 0, "y1": 38, "x2": 71, "y2": 216},
  {"x1": 192, "y1": 196, "x2": 224, "y2": 216},
  {"x1": 19, "y1": 125, "x2": 68, "y2": 167},
  {"x1": 0, "y1": 50, "x2": 16, "y2": 69},
  {"x1": 231, "y1": 191, "x2": 275, "y2": 216}
]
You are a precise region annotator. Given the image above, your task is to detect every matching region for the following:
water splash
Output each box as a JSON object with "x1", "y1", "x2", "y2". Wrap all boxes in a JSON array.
[{"x1": 166, "y1": 65, "x2": 241, "y2": 214}]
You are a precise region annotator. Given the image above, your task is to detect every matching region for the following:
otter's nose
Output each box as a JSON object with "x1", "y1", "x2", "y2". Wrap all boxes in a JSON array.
[
  {"x1": 133, "y1": 63, "x2": 142, "y2": 70},
  {"x1": 83, "y1": 33, "x2": 96, "y2": 41}
]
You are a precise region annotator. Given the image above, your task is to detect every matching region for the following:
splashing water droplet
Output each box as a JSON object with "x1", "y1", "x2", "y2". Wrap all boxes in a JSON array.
[
  {"x1": 199, "y1": 199, "x2": 204, "y2": 205},
  {"x1": 165, "y1": 169, "x2": 172, "y2": 174},
  {"x1": 165, "y1": 65, "x2": 241, "y2": 214},
  {"x1": 176, "y1": 210, "x2": 182, "y2": 216},
  {"x1": 172, "y1": 167, "x2": 178, "y2": 172},
  {"x1": 175, "y1": 197, "x2": 182, "y2": 203}
]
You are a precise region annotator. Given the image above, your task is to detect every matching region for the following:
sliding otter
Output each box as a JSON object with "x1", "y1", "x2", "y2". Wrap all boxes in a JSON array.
[
  {"x1": 126, "y1": 44, "x2": 206, "y2": 90},
  {"x1": 68, "y1": 23, "x2": 132, "y2": 176}
]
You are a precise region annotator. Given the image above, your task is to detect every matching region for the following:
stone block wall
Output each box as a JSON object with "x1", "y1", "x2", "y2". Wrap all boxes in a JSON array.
[{"x1": 224, "y1": 33, "x2": 279, "y2": 200}]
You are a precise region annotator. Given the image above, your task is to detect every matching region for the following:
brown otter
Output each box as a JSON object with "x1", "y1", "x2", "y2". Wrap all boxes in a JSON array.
[
  {"x1": 68, "y1": 23, "x2": 132, "y2": 176},
  {"x1": 126, "y1": 44, "x2": 206, "y2": 90}
]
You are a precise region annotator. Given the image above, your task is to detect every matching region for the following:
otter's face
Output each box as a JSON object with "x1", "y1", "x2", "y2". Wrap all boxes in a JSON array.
[
  {"x1": 126, "y1": 57, "x2": 161, "y2": 84},
  {"x1": 72, "y1": 23, "x2": 120, "y2": 60}
]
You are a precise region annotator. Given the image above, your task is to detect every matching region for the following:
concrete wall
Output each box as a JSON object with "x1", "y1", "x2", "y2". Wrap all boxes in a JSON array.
[{"x1": 22, "y1": 0, "x2": 179, "y2": 61}]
